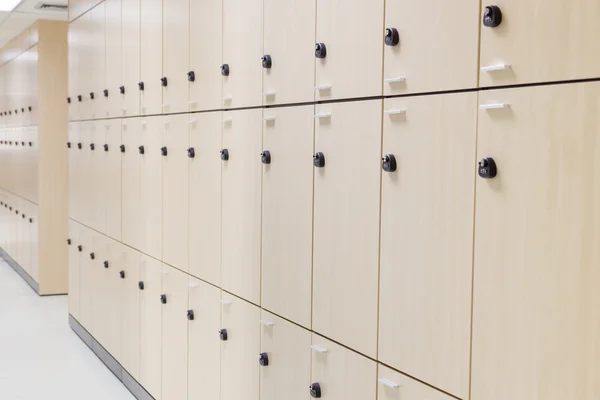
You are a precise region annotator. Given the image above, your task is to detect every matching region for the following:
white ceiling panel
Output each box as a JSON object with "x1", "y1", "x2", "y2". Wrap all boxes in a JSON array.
[{"x1": 0, "y1": 0, "x2": 67, "y2": 48}]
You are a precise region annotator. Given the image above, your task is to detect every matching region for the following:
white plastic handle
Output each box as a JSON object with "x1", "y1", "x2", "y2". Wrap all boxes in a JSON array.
[
  {"x1": 188, "y1": 282, "x2": 199, "y2": 288},
  {"x1": 384, "y1": 109, "x2": 406, "y2": 116},
  {"x1": 314, "y1": 113, "x2": 331, "y2": 119},
  {"x1": 384, "y1": 77, "x2": 406, "y2": 84},
  {"x1": 311, "y1": 345, "x2": 328, "y2": 354},
  {"x1": 188, "y1": 100, "x2": 198, "y2": 105},
  {"x1": 263, "y1": 91, "x2": 276, "y2": 97},
  {"x1": 189, "y1": 120, "x2": 198, "y2": 125},
  {"x1": 479, "y1": 103, "x2": 510, "y2": 110},
  {"x1": 480, "y1": 64, "x2": 511, "y2": 72},
  {"x1": 221, "y1": 300, "x2": 232, "y2": 305},
  {"x1": 161, "y1": 104, "x2": 170, "y2": 108},
  {"x1": 222, "y1": 118, "x2": 233, "y2": 124},
  {"x1": 315, "y1": 84, "x2": 332, "y2": 91},
  {"x1": 378, "y1": 378, "x2": 400, "y2": 389},
  {"x1": 263, "y1": 116, "x2": 276, "y2": 122},
  {"x1": 260, "y1": 320, "x2": 275, "y2": 327},
  {"x1": 162, "y1": 269, "x2": 169, "y2": 275},
  {"x1": 141, "y1": 121, "x2": 147, "y2": 126},
  {"x1": 162, "y1": 121, "x2": 170, "y2": 126},
  {"x1": 222, "y1": 96, "x2": 233, "y2": 101}
]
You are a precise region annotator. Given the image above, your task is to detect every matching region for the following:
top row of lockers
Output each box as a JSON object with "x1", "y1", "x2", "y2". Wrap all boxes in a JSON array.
[{"x1": 68, "y1": 0, "x2": 600, "y2": 120}]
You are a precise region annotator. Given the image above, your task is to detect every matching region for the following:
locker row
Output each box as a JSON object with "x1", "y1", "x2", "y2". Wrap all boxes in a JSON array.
[
  {"x1": 0, "y1": 45, "x2": 38, "y2": 128},
  {"x1": 0, "y1": 127, "x2": 39, "y2": 204},
  {"x1": 68, "y1": 220, "x2": 455, "y2": 400},
  {"x1": 68, "y1": 0, "x2": 600, "y2": 120}
]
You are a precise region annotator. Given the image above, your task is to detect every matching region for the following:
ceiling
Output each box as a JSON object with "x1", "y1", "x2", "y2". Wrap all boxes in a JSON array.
[{"x1": 0, "y1": 0, "x2": 67, "y2": 48}]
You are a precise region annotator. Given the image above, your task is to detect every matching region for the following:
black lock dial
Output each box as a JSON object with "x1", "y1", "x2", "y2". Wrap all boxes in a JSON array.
[
  {"x1": 259, "y1": 352, "x2": 269, "y2": 366},
  {"x1": 120, "y1": 270, "x2": 126, "y2": 279},
  {"x1": 90, "y1": 253, "x2": 95, "y2": 260},
  {"x1": 315, "y1": 43, "x2": 327, "y2": 59},
  {"x1": 261, "y1": 150, "x2": 271, "y2": 164},
  {"x1": 28, "y1": 106, "x2": 32, "y2": 112},
  {"x1": 187, "y1": 148, "x2": 195, "y2": 158},
  {"x1": 77, "y1": 143, "x2": 82, "y2": 149},
  {"x1": 21, "y1": 108, "x2": 24, "y2": 113},
  {"x1": 313, "y1": 152, "x2": 325, "y2": 168},
  {"x1": 160, "y1": 294, "x2": 167, "y2": 304},
  {"x1": 138, "y1": 82, "x2": 145, "y2": 91},
  {"x1": 120, "y1": 144, "x2": 126, "y2": 153},
  {"x1": 161, "y1": 77, "x2": 168, "y2": 87},
  {"x1": 78, "y1": 245, "x2": 83, "y2": 252},
  {"x1": 28, "y1": 142, "x2": 32, "y2": 147},
  {"x1": 385, "y1": 28, "x2": 400, "y2": 46},
  {"x1": 219, "y1": 329, "x2": 228, "y2": 341},
  {"x1": 220, "y1": 149, "x2": 229, "y2": 161},
  {"x1": 262, "y1": 55, "x2": 272, "y2": 69},
  {"x1": 67, "y1": 97, "x2": 71, "y2": 104},
  {"x1": 161, "y1": 147, "x2": 168, "y2": 156},
  {"x1": 77, "y1": 95, "x2": 82, "y2": 102},
  {"x1": 310, "y1": 383, "x2": 322, "y2": 398},
  {"x1": 478, "y1": 157, "x2": 497, "y2": 179},
  {"x1": 483, "y1": 5, "x2": 502, "y2": 27},
  {"x1": 67, "y1": 142, "x2": 71, "y2": 148},
  {"x1": 187, "y1": 310, "x2": 195, "y2": 320},
  {"x1": 104, "y1": 144, "x2": 109, "y2": 152},
  {"x1": 138, "y1": 145, "x2": 145, "y2": 155},
  {"x1": 188, "y1": 71, "x2": 195, "y2": 82},
  {"x1": 67, "y1": 239, "x2": 72, "y2": 245},
  {"x1": 104, "y1": 89, "x2": 109, "y2": 97},
  {"x1": 90, "y1": 143, "x2": 95, "y2": 151},
  {"x1": 120, "y1": 86, "x2": 125, "y2": 94},
  {"x1": 138, "y1": 281, "x2": 145, "y2": 290},
  {"x1": 221, "y1": 64, "x2": 230, "y2": 76},
  {"x1": 90, "y1": 92, "x2": 95, "y2": 100},
  {"x1": 104, "y1": 261, "x2": 109, "y2": 268},
  {"x1": 382, "y1": 154, "x2": 397, "y2": 172}
]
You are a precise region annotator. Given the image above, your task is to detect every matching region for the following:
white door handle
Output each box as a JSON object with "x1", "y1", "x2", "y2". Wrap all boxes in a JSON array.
[
  {"x1": 222, "y1": 118, "x2": 233, "y2": 124},
  {"x1": 263, "y1": 91, "x2": 276, "y2": 97},
  {"x1": 378, "y1": 378, "x2": 400, "y2": 389},
  {"x1": 141, "y1": 121, "x2": 147, "y2": 126},
  {"x1": 384, "y1": 109, "x2": 406, "y2": 115},
  {"x1": 260, "y1": 320, "x2": 274, "y2": 327},
  {"x1": 161, "y1": 104, "x2": 170, "y2": 108},
  {"x1": 263, "y1": 116, "x2": 276, "y2": 122},
  {"x1": 384, "y1": 77, "x2": 406, "y2": 84},
  {"x1": 480, "y1": 64, "x2": 511, "y2": 72},
  {"x1": 188, "y1": 100, "x2": 198, "y2": 105},
  {"x1": 479, "y1": 103, "x2": 510, "y2": 110},
  {"x1": 221, "y1": 300, "x2": 232, "y2": 305},
  {"x1": 189, "y1": 120, "x2": 197, "y2": 125},
  {"x1": 315, "y1": 84, "x2": 332, "y2": 91},
  {"x1": 222, "y1": 96, "x2": 233, "y2": 101},
  {"x1": 311, "y1": 345, "x2": 328, "y2": 354},
  {"x1": 314, "y1": 113, "x2": 331, "y2": 119},
  {"x1": 188, "y1": 282, "x2": 199, "y2": 288}
]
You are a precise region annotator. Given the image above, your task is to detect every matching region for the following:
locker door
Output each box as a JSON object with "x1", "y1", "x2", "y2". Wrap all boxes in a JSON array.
[
  {"x1": 188, "y1": 276, "x2": 221, "y2": 400},
  {"x1": 161, "y1": 265, "x2": 189, "y2": 400},
  {"x1": 259, "y1": 310, "x2": 311, "y2": 400},
  {"x1": 189, "y1": 112, "x2": 222, "y2": 285},
  {"x1": 103, "y1": 239, "x2": 125, "y2": 361},
  {"x1": 315, "y1": 0, "x2": 384, "y2": 100},
  {"x1": 139, "y1": 254, "x2": 163, "y2": 400},
  {"x1": 262, "y1": 0, "x2": 315, "y2": 105},
  {"x1": 78, "y1": 122, "x2": 92, "y2": 227},
  {"x1": 383, "y1": 0, "x2": 479, "y2": 95},
  {"x1": 121, "y1": 118, "x2": 142, "y2": 249},
  {"x1": 89, "y1": 121, "x2": 107, "y2": 233},
  {"x1": 310, "y1": 334, "x2": 377, "y2": 400},
  {"x1": 78, "y1": 227, "x2": 94, "y2": 331},
  {"x1": 479, "y1": 0, "x2": 600, "y2": 87},
  {"x1": 221, "y1": 109, "x2": 262, "y2": 304},
  {"x1": 120, "y1": 246, "x2": 141, "y2": 380},
  {"x1": 105, "y1": 0, "x2": 122, "y2": 118},
  {"x1": 222, "y1": 0, "x2": 263, "y2": 108},
  {"x1": 68, "y1": 220, "x2": 81, "y2": 320},
  {"x1": 140, "y1": 0, "x2": 163, "y2": 115},
  {"x1": 162, "y1": 114, "x2": 189, "y2": 271},
  {"x1": 377, "y1": 364, "x2": 455, "y2": 400},
  {"x1": 220, "y1": 293, "x2": 260, "y2": 400},
  {"x1": 121, "y1": 0, "x2": 140, "y2": 116},
  {"x1": 162, "y1": 0, "x2": 189, "y2": 114},
  {"x1": 68, "y1": 123, "x2": 78, "y2": 219},
  {"x1": 91, "y1": 233, "x2": 110, "y2": 346},
  {"x1": 28, "y1": 206, "x2": 38, "y2": 281},
  {"x1": 261, "y1": 106, "x2": 314, "y2": 328},
  {"x1": 189, "y1": 0, "x2": 222, "y2": 111},
  {"x1": 68, "y1": 19, "x2": 79, "y2": 121},
  {"x1": 472, "y1": 83, "x2": 600, "y2": 400},
  {"x1": 16, "y1": 202, "x2": 30, "y2": 274},
  {"x1": 312, "y1": 100, "x2": 382, "y2": 358},
  {"x1": 90, "y1": 3, "x2": 106, "y2": 119},
  {"x1": 139, "y1": 117, "x2": 163, "y2": 260},
  {"x1": 378, "y1": 93, "x2": 476, "y2": 399},
  {"x1": 27, "y1": 127, "x2": 39, "y2": 204},
  {"x1": 105, "y1": 119, "x2": 122, "y2": 241}
]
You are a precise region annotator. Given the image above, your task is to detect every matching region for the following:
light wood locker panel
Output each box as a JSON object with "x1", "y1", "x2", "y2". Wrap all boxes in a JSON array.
[
  {"x1": 105, "y1": 119, "x2": 122, "y2": 241},
  {"x1": 161, "y1": 265, "x2": 189, "y2": 400},
  {"x1": 383, "y1": 0, "x2": 479, "y2": 95},
  {"x1": 311, "y1": 334, "x2": 377, "y2": 400},
  {"x1": 162, "y1": 0, "x2": 189, "y2": 114},
  {"x1": 104, "y1": 239, "x2": 125, "y2": 361},
  {"x1": 121, "y1": 0, "x2": 140, "y2": 116},
  {"x1": 471, "y1": 83, "x2": 600, "y2": 400},
  {"x1": 29, "y1": 206, "x2": 38, "y2": 281},
  {"x1": 479, "y1": 0, "x2": 600, "y2": 87},
  {"x1": 140, "y1": 0, "x2": 163, "y2": 115},
  {"x1": 188, "y1": 276, "x2": 222, "y2": 400},
  {"x1": 90, "y1": 3, "x2": 106, "y2": 119},
  {"x1": 262, "y1": 0, "x2": 315, "y2": 105},
  {"x1": 78, "y1": 227, "x2": 94, "y2": 332},
  {"x1": 220, "y1": 294, "x2": 260, "y2": 400},
  {"x1": 26, "y1": 127, "x2": 39, "y2": 204},
  {"x1": 68, "y1": 20, "x2": 78, "y2": 121},
  {"x1": 105, "y1": 0, "x2": 122, "y2": 118},
  {"x1": 377, "y1": 364, "x2": 455, "y2": 400},
  {"x1": 139, "y1": 254, "x2": 163, "y2": 400},
  {"x1": 189, "y1": 0, "x2": 222, "y2": 111},
  {"x1": 120, "y1": 246, "x2": 141, "y2": 379},
  {"x1": 312, "y1": 100, "x2": 382, "y2": 358},
  {"x1": 91, "y1": 233, "x2": 110, "y2": 346},
  {"x1": 121, "y1": 118, "x2": 142, "y2": 249},
  {"x1": 162, "y1": 114, "x2": 189, "y2": 271},
  {"x1": 261, "y1": 106, "x2": 314, "y2": 328},
  {"x1": 78, "y1": 122, "x2": 92, "y2": 227},
  {"x1": 221, "y1": 109, "x2": 262, "y2": 304},
  {"x1": 315, "y1": 0, "x2": 384, "y2": 100},
  {"x1": 222, "y1": 0, "x2": 263, "y2": 108},
  {"x1": 378, "y1": 93, "x2": 476, "y2": 399},
  {"x1": 68, "y1": 220, "x2": 81, "y2": 319},
  {"x1": 259, "y1": 310, "x2": 311, "y2": 400},
  {"x1": 89, "y1": 122, "x2": 106, "y2": 233},
  {"x1": 189, "y1": 111, "x2": 222, "y2": 285},
  {"x1": 68, "y1": 124, "x2": 78, "y2": 219},
  {"x1": 16, "y1": 202, "x2": 30, "y2": 274},
  {"x1": 139, "y1": 117, "x2": 163, "y2": 260}
]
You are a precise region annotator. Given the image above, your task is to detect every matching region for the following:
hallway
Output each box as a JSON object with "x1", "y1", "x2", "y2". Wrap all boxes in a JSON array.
[{"x1": 0, "y1": 259, "x2": 134, "y2": 400}]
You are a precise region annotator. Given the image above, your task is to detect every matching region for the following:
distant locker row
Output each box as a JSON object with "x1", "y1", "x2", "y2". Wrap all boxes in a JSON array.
[
  {"x1": 0, "y1": 45, "x2": 39, "y2": 128},
  {"x1": 68, "y1": 0, "x2": 600, "y2": 120},
  {"x1": 0, "y1": 127, "x2": 39, "y2": 203}
]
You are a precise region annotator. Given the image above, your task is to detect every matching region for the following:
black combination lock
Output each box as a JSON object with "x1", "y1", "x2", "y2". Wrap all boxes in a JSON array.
[
  {"x1": 219, "y1": 329, "x2": 228, "y2": 341},
  {"x1": 90, "y1": 253, "x2": 95, "y2": 260},
  {"x1": 120, "y1": 144, "x2": 126, "y2": 153},
  {"x1": 120, "y1": 270, "x2": 126, "y2": 279},
  {"x1": 262, "y1": 55, "x2": 272, "y2": 69},
  {"x1": 384, "y1": 28, "x2": 400, "y2": 46},
  {"x1": 67, "y1": 97, "x2": 71, "y2": 104},
  {"x1": 138, "y1": 82, "x2": 145, "y2": 91},
  {"x1": 161, "y1": 77, "x2": 168, "y2": 87},
  {"x1": 221, "y1": 64, "x2": 230, "y2": 76},
  {"x1": 67, "y1": 239, "x2": 72, "y2": 245},
  {"x1": 161, "y1": 146, "x2": 168, "y2": 156},
  {"x1": 478, "y1": 157, "x2": 497, "y2": 179},
  {"x1": 138, "y1": 281, "x2": 145, "y2": 290},
  {"x1": 220, "y1": 149, "x2": 229, "y2": 161},
  {"x1": 90, "y1": 143, "x2": 95, "y2": 151},
  {"x1": 67, "y1": 142, "x2": 71, "y2": 148},
  {"x1": 104, "y1": 261, "x2": 109, "y2": 268},
  {"x1": 315, "y1": 43, "x2": 327, "y2": 59},
  {"x1": 77, "y1": 143, "x2": 82, "y2": 149},
  {"x1": 259, "y1": 352, "x2": 269, "y2": 366},
  {"x1": 104, "y1": 89, "x2": 109, "y2": 97},
  {"x1": 483, "y1": 5, "x2": 502, "y2": 27},
  {"x1": 261, "y1": 150, "x2": 271, "y2": 164},
  {"x1": 90, "y1": 92, "x2": 95, "y2": 100},
  {"x1": 188, "y1": 71, "x2": 195, "y2": 82},
  {"x1": 104, "y1": 144, "x2": 109, "y2": 152},
  {"x1": 382, "y1": 154, "x2": 397, "y2": 172},
  {"x1": 77, "y1": 95, "x2": 82, "y2": 102},
  {"x1": 313, "y1": 152, "x2": 325, "y2": 168},
  {"x1": 187, "y1": 148, "x2": 195, "y2": 158},
  {"x1": 78, "y1": 245, "x2": 83, "y2": 252},
  {"x1": 309, "y1": 383, "x2": 322, "y2": 398},
  {"x1": 160, "y1": 294, "x2": 167, "y2": 304},
  {"x1": 138, "y1": 145, "x2": 145, "y2": 155},
  {"x1": 120, "y1": 86, "x2": 125, "y2": 94},
  {"x1": 187, "y1": 310, "x2": 195, "y2": 320}
]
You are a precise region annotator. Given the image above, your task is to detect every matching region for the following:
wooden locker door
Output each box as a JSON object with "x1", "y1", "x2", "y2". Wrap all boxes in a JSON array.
[
  {"x1": 78, "y1": 122, "x2": 92, "y2": 227},
  {"x1": 105, "y1": 119, "x2": 122, "y2": 241},
  {"x1": 221, "y1": 109, "x2": 262, "y2": 304},
  {"x1": 27, "y1": 127, "x2": 39, "y2": 204},
  {"x1": 189, "y1": 0, "x2": 222, "y2": 112},
  {"x1": 121, "y1": 118, "x2": 142, "y2": 249},
  {"x1": 262, "y1": 0, "x2": 315, "y2": 105},
  {"x1": 140, "y1": 0, "x2": 163, "y2": 115},
  {"x1": 310, "y1": 334, "x2": 377, "y2": 400},
  {"x1": 259, "y1": 310, "x2": 311, "y2": 400},
  {"x1": 16, "y1": 201, "x2": 30, "y2": 274},
  {"x1": 139, "y1": 254, "x2": 163, "y2": 400},
  {"x1": 28, "y1": 206, "x2": 38, "y2": 281},
  {"x1": 104, "y1": 239, "x2": 125, "y2": 361},
  {"x1": 315, "y1": 0, "x2": 384, "y2": 100},
  {"x1": 472, "y1": 83, "x2": 600, "y2": 400},
  {"x1": 91, "y1": 233, "x2": 110, "y2": 346},
  {"x1": 121, "y1": 0, "x2": 140, "y2": 116},
  {"x1": 377, "y1": 364, "x2": 455, "y2": 400},
  {"x1": 261, "y1": 106, "x2": 314, "y2": 328},
  {"x1": 68, "y1": 220, "x2": 81, "y2": 320},
  {"x1": 220, "y1": 293, "x2": 260, "y2": 400},
  {"x1": 378, "y1": 93, "x2": 476, "y2": 399},
  {"x1": 120, "y1": 246, "x2": 141, "y2": 379},
  {"x1": 105, "y1": 0, "x2": 122, "y2": 118},
  {"x1": 89, "y1": 121, "x2": 107, "y2": 233},
  {"x1": 68, "y1": 123, "x2": 78, "y2": 219},
  {"x1": 68, "y1": 20, "x2": 78, "y2": 121},
  {"x1": 479, "y1": 0, "x2": 600, "y2": 87},
  {"x1": 312, "y1": 100, "x2": 382, "y2": 358},
  {"x1": 162, "y1": 114, "x2": 189, "y2": 271},
  {"x1": 78, "y1": 226, "x2": 94, "y2": 331},
  {"x1": 188, "y1": 276, "x2": 221, "y2": 400},
  {"x1": 77, "y1": 9, "x2": 91, "y2": 120},
  {"x1": 90, "y1": 3, "x2": 106, "y2": 119},
  {"x1": 161, "y1": 265, "x2": 189, "y2": 400},
  {"x1": 162, "y1": 0, "x2": 189, "y2": 114},
  {"x1": 222, "y1": 0, "x2": 263, "y2": 108},
  {"x1": 189, "y1": 111, "x2": 222, "y2": 285}
]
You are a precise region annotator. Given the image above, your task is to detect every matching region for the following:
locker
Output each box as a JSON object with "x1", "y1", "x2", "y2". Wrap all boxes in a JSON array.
[
  {"x1": 378, "y1": 93, "x2": 476, "y2": 398},
  {"x1": 471, "y1": 83, "x2": 600, "y2": 400},
  {"x1": 188, "y1": 276, "x2": 221, "y2": 400},
  {"x1": 104, "y1": 119, "x2": 122, "y2": 241},
  {"x1": 90, "y1": 3, "x2": 106, "y2": 119},
  {"x1": 78, "y1": 121, "x2": 92, "y2": 227},
  {"x1": 68, "y1": 123, "x2": 80, "y2": 221},
  {"x1": 259, "y1": 310, "x2": 311, "y2": 400},
  {"x1": 68, "y1": 20, "x2": 78, "y2": 121},
  {"x1": 78, "y1": 226, "x2": 94, "y2": 331},
  {"x1": 162, "y1": 114, "x2": 189, "y2": 271},
  {"x1": 315, "y1": 0, "x2": 384, "y2": 100},
  {"x1": 80, "y1": 11, "x2": 93, "y2": 120},
  {"x1": 383, "y1": 0, "x2": 479, "y2": 95},
  {"x1": 68, "y1": 220, "x2": 81, "y2": 320},
  {"x1": 105, "y1": 0, "x2": 122, "y2": 118},
  {"x1": 261, "y1": 106, "x2": 314, "y2": 328},
  {"x1": 189, "y1": 111, "x2": 222, "y2": 285},
  {"x1": 377, "y1": 364, "x2": 455, "y2": 400},
  {"x1": 262, "y1": 0, "x2": 315, "y2": 105},
  {"x1": 189, "y1": 0, "x2": 222, "y2": 111},
  {"x1": 103, "y1": 239, "x2": 125, "y2": 361},
  {"x1": 310, "y1": 334, "x2": 377, "y2": 400},
  {"x1": 121, "y1": 0, "x2": 140, "y2": 116},
  {"x1": 121, "y1": 118, "x2": 142, "y2": 249},
  {"x1": 120, "y1": 246, "x2": 141, "y2": 379},
  {"x1": 161, "y1": 265, "x2": 189, "y2": 400},
  {"x1": 91, "y1": 232, "x2": 109, "y2": 344},
  {"x1": 140, "y1": 0, "x2": 163, "y2": 115},
  {"x1": 312, "y1": 100, "x2": 382, "y2": 358},
  {"x1": 16, "y1": 201, "x2": 30, "y2": 274},
  {"x1": 222, "y1": 0, "x2": 263, "y2": 108},
  {"x1": 89, "y1": 121, "x2": 107, "y2": 233},
  {"x1": 220, "y1": 294, "x2": 260, "y2": 400},
  {"x1": 221, "y1": 109, "x2": 262, "y2": 304},
  {"x1": 139, "y1": 254, "x2": 163, "y2": 400},
  {"x1": 162, "y1": 0, "x2": 189, "y2": 114},
  {"x1": 25, "y1": 127, "x2": 39, "y2": 203}
]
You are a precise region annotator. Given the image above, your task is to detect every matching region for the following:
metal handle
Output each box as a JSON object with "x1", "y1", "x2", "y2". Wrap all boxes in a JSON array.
[
  {"x1": 384, "y1": 109, "x2": 406, "y2": 116},
  {"x1": 260, "y1": 320, "x2": 275, "y2": 327},
  {"x1": 263, "y1": 91, "x2": 276, "y2": 97},
  {"x1": 480, "y1": 64, "x2": 511, "y2": 72},
  {"x1": 384, "y1": 77, "x2": 406, "y2": 83},
  {"x1": 479, "y1": 103, "x2": 510, "y2": 110},
  {"x1": 263, "y1": 116, "x2": 276, "y2": 122},
  {"x1": 311, "y1": 345, "x2": 328, "y2": 354},
  {"x1": 314, "y1": 113, "x2": 331, "y2": 119},
  {"x1": 378, "y1": 378, "x2": 400, "y2": 389},
  {"x1": 222, "y1": 96, "x2": 233, "y2": 101},
  {"x1": 315, "y1": 84, "x2": 332, "y2": 91}
]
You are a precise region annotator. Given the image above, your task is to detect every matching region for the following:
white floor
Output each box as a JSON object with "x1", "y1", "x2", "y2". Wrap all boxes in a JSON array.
[{"x1": 0, "y1": 259, "x2": 135, "y2": 400}]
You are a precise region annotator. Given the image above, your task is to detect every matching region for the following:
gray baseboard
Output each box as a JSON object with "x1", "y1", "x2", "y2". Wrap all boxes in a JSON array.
[
  {"x1": 0, "y1": 247, "x2": 39, "y2": 294},
  {"x1": 69, "y1": 315, "x2": 155, "y2": 400}
]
